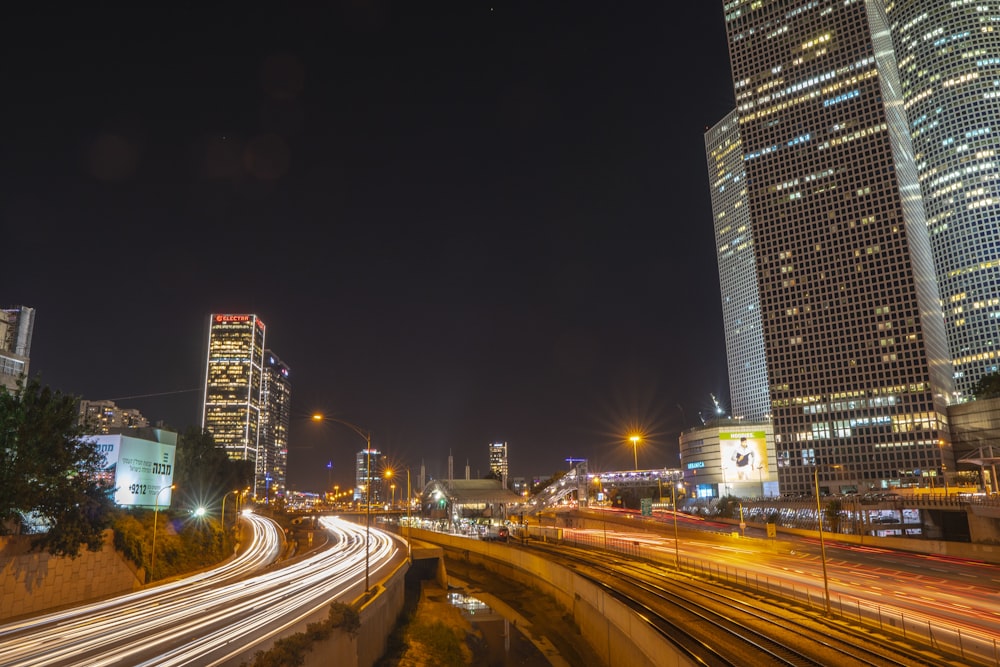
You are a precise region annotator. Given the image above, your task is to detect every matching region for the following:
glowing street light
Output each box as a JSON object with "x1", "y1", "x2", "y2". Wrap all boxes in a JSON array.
[
  {"x1": 629, "y1": 435, "x2": 641, "y2": 471},
  {"x1": 313, "y1": 412, "x2": 374, "y2": 593}
]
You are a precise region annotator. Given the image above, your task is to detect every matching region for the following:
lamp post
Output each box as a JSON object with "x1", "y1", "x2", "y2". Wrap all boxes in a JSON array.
[
  {"x1": 313, "y1": 413, "x2": 374, "y2": 593},
  {"x1": 813, "y1": 466, "x2": 832, "y2": 614},
  {"x1": 405, "y1": 469, "x2": 412, "y2": 556},
  {"x1": 221, "y1": 489, "x2": 239, "y2": 544},
  {"x1": 151, "y1": 484, "x2": 176, "y2": 578},
  {"x1": 630, "y1": 435, "x2": 640, "y2": 471},
  {"x1": 671, "y1": 481, "x2": 681, "y2": 569}
]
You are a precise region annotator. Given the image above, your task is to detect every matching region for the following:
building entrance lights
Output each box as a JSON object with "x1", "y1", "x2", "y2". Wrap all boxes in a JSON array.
[{"x1": 312, "y1": 413, "x2": 374, "y2": 594}]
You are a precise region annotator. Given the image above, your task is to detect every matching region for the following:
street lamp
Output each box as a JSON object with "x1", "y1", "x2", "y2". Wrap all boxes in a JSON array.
[
  {"x1": 813, "y1": 466, "x2": 832, "y2": 614},
  {"x1": 405, "y1": 469, "x2": 411, "y2": 556},
  {"x1": 671, "y1": 481, "x2": 682, "y2": 569},
  {"x1": 313, "y1": 413, "x2": 374, "y2": 593},
  {"x1": 222, "y1": 489, "x2": 239, "y2": 541},
  {"x1": 150, "y1": 484, "x2": 176, "y2": 578},
  {"x1": 629, "y1": 435, "x2": 641, "y2": 471}
]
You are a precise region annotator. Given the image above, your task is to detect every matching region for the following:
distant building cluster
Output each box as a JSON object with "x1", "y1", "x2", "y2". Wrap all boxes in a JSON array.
[
  {"x1": 700, "y1": 0, "x2": 1000, "y2": 496},
  {"x1": 78, "y1": 399, "x2": 150, "y2": 432}
]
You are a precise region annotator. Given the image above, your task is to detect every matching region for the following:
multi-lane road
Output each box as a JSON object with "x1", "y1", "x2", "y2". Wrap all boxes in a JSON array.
[
  {"x1": 562, "y1": 509, "x2": 1000, "y2": 663},
  {"x1": 0, "y1": 514, "x2": 401, "y2": 667}
]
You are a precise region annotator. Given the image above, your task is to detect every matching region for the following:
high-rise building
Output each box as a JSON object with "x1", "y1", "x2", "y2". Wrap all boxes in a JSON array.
[
  {"x1": 714, "y1": 0, "x2": 955, "y2": 494},
  {"x1": 886, "y1": 2, "x2": 1000, "y2": 399},
  {"x1": 488, "y1": 441, "x2": 508, "y2": 487},
  {"x1": 202, "y1": 314, "x2": 266, "y2": 487},
  {"x1": 706, "y1": 112, "x2": 770, "y2": 421},
  {"x1": 259, "y1": 351, "x2": 291, "y2": 500},
  {"x1": 78, "y1": 399, "x2": 150, "y2": 432},
  {"x1": 354, "y1": 449, "x2": 382, "y2": 503},
  {"x1": 0, "y1": 306, "x2": 34, "y2": 393}
]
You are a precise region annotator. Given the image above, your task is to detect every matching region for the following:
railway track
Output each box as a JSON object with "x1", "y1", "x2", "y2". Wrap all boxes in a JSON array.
[{"x1": 528, "y1": 541, "x2": 961, "y2": 667}]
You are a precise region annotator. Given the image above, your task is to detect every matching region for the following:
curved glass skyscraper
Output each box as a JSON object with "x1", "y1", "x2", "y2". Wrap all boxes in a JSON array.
[{"x1": 888, "y1": 2, "x2": 1000, "y2": 399}]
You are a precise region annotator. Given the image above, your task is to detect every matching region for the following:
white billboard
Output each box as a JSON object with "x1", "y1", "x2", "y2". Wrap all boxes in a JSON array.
[
  {"x1": 88, "y1": 433, "x2": 177, "y2": 508},
  {"x1": 720, "y1": 431, "x2": 768, "y2": 482}
]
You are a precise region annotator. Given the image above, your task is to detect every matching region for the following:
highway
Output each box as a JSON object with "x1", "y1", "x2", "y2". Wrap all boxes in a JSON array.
[
  {"x1": 561, "y1": 510, "x2": 1000, "y2": 663},
  {"x1": 0, "y1": 514, "x2": 401, "y2": 667}
]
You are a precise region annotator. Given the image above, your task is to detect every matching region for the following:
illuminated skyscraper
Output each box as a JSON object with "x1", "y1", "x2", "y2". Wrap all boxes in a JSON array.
[
  {"x1": 488, "y1": 441, "x2": 508, "y2": 487},
  {"x1": 354, "y1": 449, "x2": 382, "y2": 503},
  {"x1": 202, "y1": 314, "x2": 265, "y2": 485},
  {"x1": 714, "y1": 0, "x2": 954, "y2": 494},
  {"x1": 0, "y1": 305, "x2": 34, "y2": 393},
  {"x1": 259, "y1": 351, "x2": 291, "y2": 500},
  {"x1": 886, "y1": 2, "x2": 1000, "y2": 399},
  {"x1": 706, "y1": 111, "x2": 770, "y2": 421}
]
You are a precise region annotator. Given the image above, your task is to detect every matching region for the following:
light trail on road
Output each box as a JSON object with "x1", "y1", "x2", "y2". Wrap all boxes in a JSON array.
[
  {"x1": 0, "y1": 515, "x2": 400, "y2": 667},
  {"x1": 563, "y1": 513, "x2": 1000, "y2": 662}
]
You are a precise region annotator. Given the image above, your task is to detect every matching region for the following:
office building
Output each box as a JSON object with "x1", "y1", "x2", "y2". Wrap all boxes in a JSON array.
[
  {"x1": 488, "y1": 441, "x2": 508, "y2": 487},
  {"x1": 354, "y1": 448, "x2": 382, "y2": 503},
  {"x1": 714, "y1": 0, "x2": 955, "y2": 494},
  {"x1": 0, "y1": 306, "x2": 34, "y2": 393},
  {"x1": 201, "y1": 314, "x2": 265, "y2": 487},
  {"x1": 78, "y1": 399, "x2": 149, "y2": 432},
  {"x1": 886, "y1": 2, "x2": 1000, "y2": 399},
  {"x1": 258, "y1": 350, "x2": 291, "y2": 501},
  {"x1": 706, "y1": 112, "x2": 770, "y2": 421}
]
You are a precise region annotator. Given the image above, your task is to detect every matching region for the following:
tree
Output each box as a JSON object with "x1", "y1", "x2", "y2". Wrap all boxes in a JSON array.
[
  {"x1": 0, "y1": 379, "x2": 115, "y2": 556},
  {"x1": 972, "y1": 372, "x2": 1000, "y2": 400},
  {"x1": 173, "y1": 427, "x2": 254, "y2": 505}
]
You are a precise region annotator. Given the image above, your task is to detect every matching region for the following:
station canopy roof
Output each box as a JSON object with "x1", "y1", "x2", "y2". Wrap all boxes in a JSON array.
[{"x1": 423, "y1": 479, "x2": 523, "y2": 505}]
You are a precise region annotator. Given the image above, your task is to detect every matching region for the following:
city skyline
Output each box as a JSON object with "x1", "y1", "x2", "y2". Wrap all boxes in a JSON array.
[{"x1": 3, "y1": 5, "x2": 736, "y2": 490}]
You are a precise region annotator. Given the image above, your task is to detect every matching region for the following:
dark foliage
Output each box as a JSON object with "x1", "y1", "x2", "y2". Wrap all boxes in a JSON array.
[{"x1": 0, "y1": 378, "x2": 115, "y2": 557}]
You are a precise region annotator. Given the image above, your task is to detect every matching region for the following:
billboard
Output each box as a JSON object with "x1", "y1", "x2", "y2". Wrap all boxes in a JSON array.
[
  {"x1": 87, "y1": 433, "x2": 177, "y2": 508},
  {"x1": 719, "y1": 431, "x2": 767, "y2": 482}
]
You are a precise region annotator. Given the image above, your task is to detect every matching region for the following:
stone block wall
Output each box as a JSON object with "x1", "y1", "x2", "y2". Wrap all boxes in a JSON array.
[{"x1": 0, "y1": 530, "x2": 143, "y2": 621}]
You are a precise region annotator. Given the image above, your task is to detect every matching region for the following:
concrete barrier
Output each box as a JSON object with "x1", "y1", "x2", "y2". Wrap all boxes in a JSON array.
[
  {"x1": 409, "y1": 528, "x2": 696, "y2": 667},
  {"x1": 221, "y1": 557, "x2": 409, "y2": 667}
]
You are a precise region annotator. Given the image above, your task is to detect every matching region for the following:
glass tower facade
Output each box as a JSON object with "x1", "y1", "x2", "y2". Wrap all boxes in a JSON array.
[
  {"x1": 718, "y1": 0, "x2": 955, "y2": 494},
  {"x1": 488, "y1": 441, "x2": 508, "y2": 483},
  {"x1": 706, "y1": 111, "x2": 770, "y2": 421},
  {"x1": 887, "y1": 1, "x2": 1000, "y2": 399},
  {"x1": 202, "y1": 314, "x2": 266, "y2": 483},
  {"x1": 259, "y1": 350, "x2": 291, "y2": 501},
  {"x1": 354, "y1": 449, "x2": 382, "y2": 503}
]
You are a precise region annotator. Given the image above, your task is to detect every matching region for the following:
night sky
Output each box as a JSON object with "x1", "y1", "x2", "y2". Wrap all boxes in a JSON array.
[{"x1": 4, "y1": 3, "x2": 736, "y2": 491}]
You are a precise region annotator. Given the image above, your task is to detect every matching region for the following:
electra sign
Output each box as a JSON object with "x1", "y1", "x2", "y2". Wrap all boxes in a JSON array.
[{"x1": 216, "y1": 315, "x2": 250, "y2": 323}]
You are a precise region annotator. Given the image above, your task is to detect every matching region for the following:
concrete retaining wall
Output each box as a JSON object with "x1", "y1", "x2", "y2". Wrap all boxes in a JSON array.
[
  {"x1": 220, "y1": 558, "x2": 409, "y2": 667},
  {"x1": 0, "y1": 530, "x2": 143, "y2": 621},
  {"x1": 410, "y1": 528, "x2": 695, "y2": 667}
]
